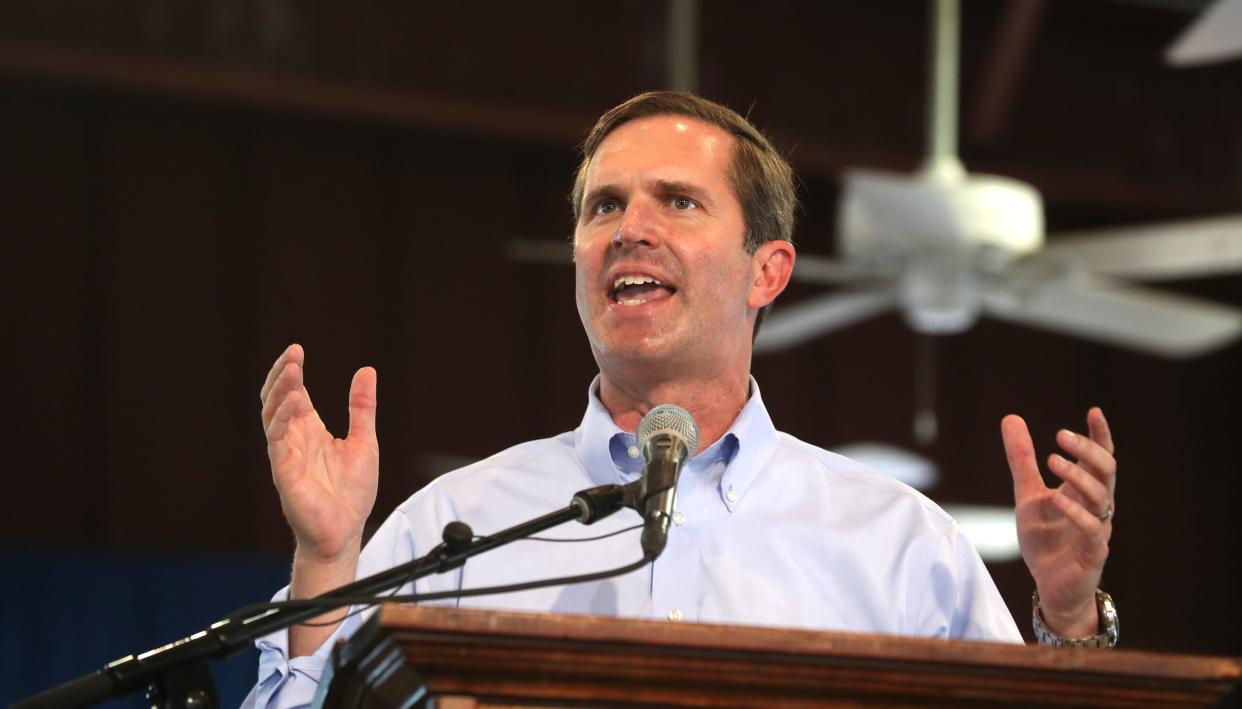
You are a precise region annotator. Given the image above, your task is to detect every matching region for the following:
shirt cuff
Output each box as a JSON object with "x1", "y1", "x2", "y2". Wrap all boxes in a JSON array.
[{"x1": 243, "y1": 585, "x2": 375, "y2": 709}]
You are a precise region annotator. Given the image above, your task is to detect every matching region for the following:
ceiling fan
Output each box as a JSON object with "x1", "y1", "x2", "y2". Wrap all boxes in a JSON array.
[
  {"x1": 752, "y1": 0, "x2": 1242, "y2": 358},
  {"x1": 505, "y1": 1, "x2": 1242, "y2": 359},
  {"x1": 499, "y1": 0, "x2": 1242, "y2": 558}
]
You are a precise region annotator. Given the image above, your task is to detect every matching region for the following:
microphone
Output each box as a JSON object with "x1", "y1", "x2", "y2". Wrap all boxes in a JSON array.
[{"x1": 636, "y1": 404, "x2": 700, "y2": 560}]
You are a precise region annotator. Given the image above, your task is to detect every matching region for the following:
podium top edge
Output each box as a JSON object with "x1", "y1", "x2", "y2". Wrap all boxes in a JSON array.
[{"x1": 376, "y1": 604, "x2": 1242, "y2": 683}]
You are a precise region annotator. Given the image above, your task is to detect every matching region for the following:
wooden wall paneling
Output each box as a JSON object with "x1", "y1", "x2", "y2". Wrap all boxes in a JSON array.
[
  {"x1": 1184, "y1": 345, "x2": 1242, "y2": 655},
  {"x1": 967, "y1": 1, "x2": 1242, "y2": 214},
  {"x1": 0, "y1": 84, "x2": 98, "y2": 546},
  {"x1": 503, "y1": 144, "x2": 598, "y2": 447},
  {"x1": 378, "y1": 134, "x2": 541, "y2": 502},
  {"x1": 1114, "y1": 343, "x2": 1242, "y2": 656},
  {"x1": 936, "y1": 320, "x2": 1094, "y2": 506},
  {"x1": 90, "y1": 98, "x2": 255, "y2": 550},
  {"x1": 339, "y1": 1, "x2": 667, "y2": 111},
  {"x1": 702, "y1": 0, "x2": 931, "y2": 160},
  {"x1": 242, "y1": 115, "x2": 394, "y2": 553},
  {"x1": 0, "y1": 0, "x2": 669, "y2": 112}
]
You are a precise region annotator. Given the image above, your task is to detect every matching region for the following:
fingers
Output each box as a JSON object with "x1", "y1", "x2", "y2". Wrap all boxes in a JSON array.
[
  {"x1": 1048, "y1": 453, "x2": 1110, "y2": 520},
  {"x1": 259, "y1": 348, "x2": 377, "y2": 455},
  {"x1": 1002, "y1": 414, "x2": 1044, "y2": 499},
  {"x1": 260, "y1": 344, "x2": 304, "y2": 403},
  {"x1": 260, "y1": 344, "x2": 308, "y2": 430},
  {"x1": 261, "y1": 360, "x2": 309, "y2": 430},
  {"x1": 1056, "y1": 427, "x2": 1117, "y2": 498},
  {"x1": 1048, "y1": 409, "x2": 1117, "y2": 525},
  {"x1": 267, "y1": 385, "x2": 313, "y2": 445},
  {"x1": 1086, "y1": 407, "x2": 1115, "y2": 456},
  {"x1": 1051, "y1": 489, "x2": 1111, "y2": 542},
  {"x1": 347, "y1": 367, "x2": 378, "y2": 445}
]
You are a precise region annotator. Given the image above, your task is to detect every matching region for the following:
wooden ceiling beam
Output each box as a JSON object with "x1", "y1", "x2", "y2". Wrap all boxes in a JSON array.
[
  {"x1": 1, "y1": 37, "x2": 1234, "y2": 214},
  {"x1": 0, "y1": 39, "x2": 595, "y2": 147},
  {"x1": 969, "y1": 0, "x2": 1049, "y2": 147}
]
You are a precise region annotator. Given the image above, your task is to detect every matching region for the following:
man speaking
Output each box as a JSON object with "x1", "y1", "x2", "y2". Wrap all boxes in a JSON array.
[{"x1": 246, "y1": 92, "x2": 1118, "y2": 708}]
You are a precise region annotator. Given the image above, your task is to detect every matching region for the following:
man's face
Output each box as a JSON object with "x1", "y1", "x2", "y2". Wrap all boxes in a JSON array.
[{"x1": 573, "y1": 115, "x2": 759, "y2": 376}]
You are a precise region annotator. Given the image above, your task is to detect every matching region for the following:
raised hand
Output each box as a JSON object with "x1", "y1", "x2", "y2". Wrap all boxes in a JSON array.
[
  {"x1": 1003, "y1": 408, "x2": 1116, "y2": 638},
  {"x1": 259, "y1": 344, "x2": 380, "y2": 655},
  {"x1": 260, "y1": 344, "x2": 379, "y2": 561}
]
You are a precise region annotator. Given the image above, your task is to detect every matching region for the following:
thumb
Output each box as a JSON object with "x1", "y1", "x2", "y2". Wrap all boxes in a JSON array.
[
  {"x1": 1001, "y1": 414, "x2": 1043, "y2": 499},
  {"x1": 347, "y1": 366, "x2": 378, "y2": 444}
]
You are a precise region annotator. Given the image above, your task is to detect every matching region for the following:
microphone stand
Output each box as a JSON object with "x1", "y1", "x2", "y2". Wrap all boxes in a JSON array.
[{"x1": 14, "y1": 483, "x2": 638, "y2": 709}]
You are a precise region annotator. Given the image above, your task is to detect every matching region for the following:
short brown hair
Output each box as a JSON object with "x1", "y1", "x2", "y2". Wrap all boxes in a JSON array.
[{"x1": 570, "y1": 91, "x2": 797, "y2": 335}]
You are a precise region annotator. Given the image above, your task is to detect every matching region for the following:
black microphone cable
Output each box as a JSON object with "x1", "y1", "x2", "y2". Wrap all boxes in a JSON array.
[
  {"x1": 229, "y1": 552, "x2": 650, "y2": 627},
  {"x1": 229, "y1": 522, "x2": 648, "y2": 628}
]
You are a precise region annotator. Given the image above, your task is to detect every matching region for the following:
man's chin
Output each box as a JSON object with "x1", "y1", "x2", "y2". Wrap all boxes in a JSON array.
[{"x1": 591, "y1": 334, "x2": 682, "y2": 371}]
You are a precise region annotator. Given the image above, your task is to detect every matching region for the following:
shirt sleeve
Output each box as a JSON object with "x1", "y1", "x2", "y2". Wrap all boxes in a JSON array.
[
  {"x1": 913, "y1": 521, "x2": 1024, "y2": 643},
  {"x1": 241, "y1": 508, "x2": 422, "y2": 709}
]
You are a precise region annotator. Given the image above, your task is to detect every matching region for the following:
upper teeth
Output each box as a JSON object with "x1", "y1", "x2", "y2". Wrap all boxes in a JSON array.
[{"x1": 613, "y1": 275, "x2": 663, "y2": 290}]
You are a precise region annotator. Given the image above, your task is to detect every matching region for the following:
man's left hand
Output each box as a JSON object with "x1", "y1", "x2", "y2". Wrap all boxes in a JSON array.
[{"x1": 1003, "y1": 407, "x2": 1116, "y2": 638}]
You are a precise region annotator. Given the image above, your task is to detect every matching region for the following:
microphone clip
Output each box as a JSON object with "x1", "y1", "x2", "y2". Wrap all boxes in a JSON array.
[{"x1": 571, "y1": 483, "x2": 641, "y2": 524}]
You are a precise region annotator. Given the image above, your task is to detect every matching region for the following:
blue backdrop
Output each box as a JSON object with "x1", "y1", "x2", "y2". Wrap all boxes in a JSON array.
[{"x1": 2, "y1": 548, "x2": 289, "y2": 708}]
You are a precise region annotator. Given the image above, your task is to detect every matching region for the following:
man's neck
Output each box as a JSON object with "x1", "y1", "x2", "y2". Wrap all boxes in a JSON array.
[{"x1": 597, "y1": 370, "x2": 750, "y2": 454}]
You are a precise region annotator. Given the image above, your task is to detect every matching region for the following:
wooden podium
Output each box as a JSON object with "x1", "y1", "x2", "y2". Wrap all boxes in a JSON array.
[{"x1": 316, "y1": 605, "x2": 1241, "y2": 708}]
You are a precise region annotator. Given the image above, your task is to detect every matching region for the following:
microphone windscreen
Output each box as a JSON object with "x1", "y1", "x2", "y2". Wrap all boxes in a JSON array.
[{"x1": 636, "y1": 404, "x2": 700, "y2": 455}]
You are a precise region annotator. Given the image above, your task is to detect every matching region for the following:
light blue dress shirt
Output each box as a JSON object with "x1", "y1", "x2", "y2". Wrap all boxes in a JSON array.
[{"x1": 244, "y1": 379, "x2": 1021, "y2": 709}]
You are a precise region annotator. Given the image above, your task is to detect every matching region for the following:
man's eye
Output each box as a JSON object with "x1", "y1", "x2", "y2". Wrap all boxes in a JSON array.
[
  {"x1": 671, "y1": 196, "x2": 697, "y2": 210},
  {"x1": 594, "y1": 199, "x2": 620, "y2": 215}
]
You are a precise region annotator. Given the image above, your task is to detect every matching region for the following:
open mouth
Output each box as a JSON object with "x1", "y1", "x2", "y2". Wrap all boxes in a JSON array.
[{"x1": 609, "y1": 274, "x2": 677, "y2": 306}]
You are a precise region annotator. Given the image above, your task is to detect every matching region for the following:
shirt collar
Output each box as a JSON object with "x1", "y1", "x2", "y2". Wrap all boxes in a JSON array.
[
  {"x1": 575, "y1": 376, "x2": 634, "y2": 486},
  {"x1": 717, "y1": 377, "x2": 779, "y2": 511},
  {"x1": 573, "y1": 375, "x2": 781, "y2": 499}
]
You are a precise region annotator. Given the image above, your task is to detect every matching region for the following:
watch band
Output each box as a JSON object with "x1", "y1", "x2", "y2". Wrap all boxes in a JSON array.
[{"x1": 1032, "y1": 589, "x2": 1119, "y2": 648}]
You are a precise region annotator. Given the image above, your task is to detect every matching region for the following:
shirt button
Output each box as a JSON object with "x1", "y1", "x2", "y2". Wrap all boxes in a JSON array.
[
  {"x1": 668, "y1": 609, "x2": 683, "y2": 622},
  {"x1": 672, "y1": 511, "x2": 686, "y2": 526},
  {"x1": 726, "y1": 490, "x2": 738, "y2": 502},
  {"x1": 627, "y1": 446, "x2": 640, "y2": 459}
]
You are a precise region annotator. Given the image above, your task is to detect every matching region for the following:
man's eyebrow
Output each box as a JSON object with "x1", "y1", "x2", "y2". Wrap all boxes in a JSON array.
[
  {"x1": 580, "y1": 179, "x2": 714, "y2": 219},
  {"x1": 582, "y1": 185, "x2": 622, "y2": 211},
  {"x1": 651, "y1": 179, "x2": 713, "y2": 206}
]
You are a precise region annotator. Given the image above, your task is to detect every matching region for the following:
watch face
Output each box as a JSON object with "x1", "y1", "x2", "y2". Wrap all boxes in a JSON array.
[
  {"x1": 1032, "y1": 590, "x2": 1118, "y2": 649},
  {"x1": 1098, "y1": 592, "x2": 1119, "y2": 646}
]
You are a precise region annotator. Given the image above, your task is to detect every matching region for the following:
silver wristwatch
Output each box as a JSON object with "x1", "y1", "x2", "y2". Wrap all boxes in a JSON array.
[{"x1": 1032, "y1": 589, "x2": 1119, "y2": 648}]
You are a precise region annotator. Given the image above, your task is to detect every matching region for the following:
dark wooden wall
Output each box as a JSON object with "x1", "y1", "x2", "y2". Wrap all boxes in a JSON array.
[{"x1": 2, "y1": 0, "x2": 1240, "y2": 656}]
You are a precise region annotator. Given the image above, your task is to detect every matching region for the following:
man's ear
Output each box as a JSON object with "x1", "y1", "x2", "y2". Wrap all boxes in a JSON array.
[{"x1": 748, "y1": 240, "x2": 796, "y2": 310}]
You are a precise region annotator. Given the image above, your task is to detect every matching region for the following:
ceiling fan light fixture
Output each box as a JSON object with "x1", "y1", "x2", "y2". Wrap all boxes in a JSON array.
[{"x1": 900, "y1": 259, "x2": 982, "y2": 335}]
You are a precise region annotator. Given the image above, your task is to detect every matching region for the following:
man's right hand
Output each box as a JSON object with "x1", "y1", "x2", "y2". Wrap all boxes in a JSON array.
[{"x1": 259, "y1": 344, "x2": 379, "y2": 655}]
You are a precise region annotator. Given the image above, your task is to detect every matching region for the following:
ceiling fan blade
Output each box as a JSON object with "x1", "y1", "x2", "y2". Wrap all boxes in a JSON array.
[
  {"x1": 502, "y1": 239, "x2": 573, "y2": 264},
  {"x1": 982, "y1": 275, "x2": 1242, "y2": 358},
  {"x1": 1165, "y1": 0, "x2": 1242, "y2": 67},
  {"x1": 754, "y1": 287, "x2": 896, "y2": 354},
  {"x1": 789, "y1": 254, "x2": 877, "y2": 285},
  {"x1": 1043, "y1": 214, "x2": 1242, "y2": 281}
]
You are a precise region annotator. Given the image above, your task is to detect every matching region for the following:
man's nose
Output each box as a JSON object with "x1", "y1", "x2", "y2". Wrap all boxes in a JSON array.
[{"x1": 612, "y1": 199, "x2": 662, "y2": 249}]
